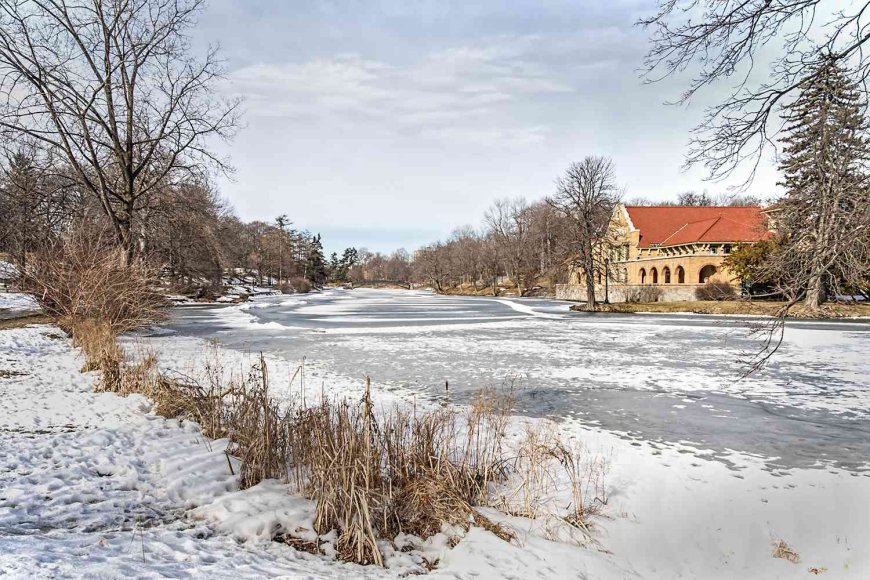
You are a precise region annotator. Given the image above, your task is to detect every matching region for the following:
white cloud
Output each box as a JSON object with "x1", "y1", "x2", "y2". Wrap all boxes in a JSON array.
[{"x1": 223, "y1": 36, "x2": 583, "y2": 146}]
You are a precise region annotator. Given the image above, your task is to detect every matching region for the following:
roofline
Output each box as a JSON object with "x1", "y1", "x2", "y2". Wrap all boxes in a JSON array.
[
  {"x1": 623, "y1": 205, "x2": 763, "y2": 209},
  {"x1": 643, "y1": 239, "x2": 759, "y2": 249},
  {"x1": 618, "y1": 203, "x2": 636, "y2": 231}
]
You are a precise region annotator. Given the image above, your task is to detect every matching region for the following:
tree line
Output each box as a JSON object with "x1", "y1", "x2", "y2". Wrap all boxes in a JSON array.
[{"x1": 0, "y1": 146, "x2": 335, "y2": 290}]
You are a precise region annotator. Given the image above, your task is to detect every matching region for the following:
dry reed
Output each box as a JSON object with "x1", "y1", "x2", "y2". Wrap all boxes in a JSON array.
[{"x1": 68, "y1": 330, "x2": 603, "y2": 567}]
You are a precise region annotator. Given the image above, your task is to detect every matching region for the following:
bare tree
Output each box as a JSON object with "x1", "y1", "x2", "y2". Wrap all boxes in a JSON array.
[
  {"x1": 484, "y1": 197, "x2": 539, "y2": 296},
  {"x1": 0, "y1": 0, "x2": 239, "y2": 262},
  {"x1": 641, "y1": 1, "x2": 870, "y2": 184},
  {"x1": 414, "y1": 243, "x2": 449, "y2": 292},
  {"x1": 0, "y1": 144, "x2": 80, "y2": 269},
  {"x1": 548, "y1": 157, "x2": 622, "y2": 311}
]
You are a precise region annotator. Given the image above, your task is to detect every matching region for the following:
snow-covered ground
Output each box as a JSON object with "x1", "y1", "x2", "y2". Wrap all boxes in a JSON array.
[
  {"x1": 0, "y1": 292, "x2": 38, "y2": 318},
  {"x1": 2, "y1": 289, "x2": 869, "y2": 578}
]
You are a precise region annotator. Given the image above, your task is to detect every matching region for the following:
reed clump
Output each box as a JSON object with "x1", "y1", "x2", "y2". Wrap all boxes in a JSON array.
[{"x1": 71, "y1": 336, "x2": 605, "y2": 568}]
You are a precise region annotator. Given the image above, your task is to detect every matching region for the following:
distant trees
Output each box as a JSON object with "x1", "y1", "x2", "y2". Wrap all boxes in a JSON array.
[
  {"x1": 397, "y1": 198, "x2": 572, "y2": 296},
  {"x1": 484, "y1": 198, "x2": 540, "y2": 296},
  {"x1": 626, "y1": 191, "x2": 767, "y2": 206},
  {"x1": 548, "y1": 157, "x2": 622, "y2": 310},
  {"x1": 0, "y1": 147, "x2": 79, "y2": 269},
  {"x1": 0, "y1": 0, "x2": 239, "y2": 262}
]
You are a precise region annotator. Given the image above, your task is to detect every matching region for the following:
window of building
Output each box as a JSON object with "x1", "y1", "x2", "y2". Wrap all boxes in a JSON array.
[
  {"x1": 640, "y1": 268, "x2": 646, "y2": 284},
  {"x1": 651, "y1": 267, "x2": 658, "y2": 284},
  {"x1": 676, "y1": 266, "x2": 685, "y2": 284},
  {"x1": 663, "y1": 266, "x2": 671, "y2": 284}
]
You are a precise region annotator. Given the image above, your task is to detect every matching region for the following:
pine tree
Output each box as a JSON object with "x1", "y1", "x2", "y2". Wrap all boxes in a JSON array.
[
  {"x1": 305, "y1": 234, "x2": 327, "y2": 286},
  {"x1": 768, "y1": 57, "x2": 870, "y2": 309}
]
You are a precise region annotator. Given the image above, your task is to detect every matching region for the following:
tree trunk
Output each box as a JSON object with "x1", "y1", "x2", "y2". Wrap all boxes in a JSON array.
[
  {"x1": 584, "y1": 255, "x2": 597, "y2": 311},
  {"x1": 805, "y1": 272, "x2": 824, "y2": 310}
]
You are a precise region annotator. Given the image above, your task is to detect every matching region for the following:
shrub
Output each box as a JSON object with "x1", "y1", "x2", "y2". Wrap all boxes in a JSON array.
[
  {"x1": 695, "y1": 281, "x2": 737, "y2": 301},
  {"x1": 624, "y1": 285, "x2": 664, "y2": 303},
  {"x1": 22, "y1": 227, "x2": 168, "y2": 335},
  {"x1": 281, "y1": 277, "x2": 312, "y2": 294}
]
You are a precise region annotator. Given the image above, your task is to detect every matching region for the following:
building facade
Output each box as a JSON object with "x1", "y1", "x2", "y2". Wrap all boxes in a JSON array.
[{"x1": 557, "y1": 204, "x2": 771, "y2": 302}]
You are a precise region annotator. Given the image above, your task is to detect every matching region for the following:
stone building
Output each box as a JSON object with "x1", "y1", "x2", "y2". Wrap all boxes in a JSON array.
[{"x1": 557, "y1": 204, "x2": 772, "y2": 302}]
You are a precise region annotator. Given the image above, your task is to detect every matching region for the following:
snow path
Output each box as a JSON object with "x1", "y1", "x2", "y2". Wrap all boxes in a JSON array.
[{"x1": 0, "y1": 325, "x2": 377, "y2": 579}]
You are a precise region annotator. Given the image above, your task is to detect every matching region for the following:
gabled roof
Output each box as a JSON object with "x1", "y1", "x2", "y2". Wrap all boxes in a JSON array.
[{"x1": 623, "y1": 205, "x2": 770, "y2": 248}]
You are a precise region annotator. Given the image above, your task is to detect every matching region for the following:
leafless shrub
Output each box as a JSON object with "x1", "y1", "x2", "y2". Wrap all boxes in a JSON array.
[
  {"x1": 22, "y1": 228, "x2": 168, "y2": 335},
  {"x1": 695, "y1": 281, "x2": 737, "y2": 301},
  {"x1": 94, "y1": 348, "x2": 605, "y2": 567},
  {"x1": 624, "y1": 285, "x2": 663, "y2": 303},
  {"x1": 287, "y1": 380, "x2": 515, "y2": 565},
  {"x1": 281, "y1": 277, "x2": 312, "y2": 294}
]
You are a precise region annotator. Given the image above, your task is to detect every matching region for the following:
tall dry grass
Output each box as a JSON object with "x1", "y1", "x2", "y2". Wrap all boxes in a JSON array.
[
  {"x1": 113, "y1": 354, "x2": 523, "y2": 565},
  {"x1": 495, "y1": 423, "x2": 609, "y2": 544},
  {"x1": 96, "y1": 350, "x2": 608, "y2": 566}
]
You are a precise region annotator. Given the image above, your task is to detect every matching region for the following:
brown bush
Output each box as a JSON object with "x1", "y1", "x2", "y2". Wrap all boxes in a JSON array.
[
  {"x1": 281, "y1": 277, "x2": 312, "y2": 294},
  {"x1": 22, "y1": 227, "x2": 168, "y2": 334},
  {"x1": 694, "y1": 281, "x2": 737, "y2": 301},
  {"x1": 121, "y1": 357, "x2": 518, "y2": 566},
  {"x1": 624, "y1": 285, "x2": 664, "y2": 303}
]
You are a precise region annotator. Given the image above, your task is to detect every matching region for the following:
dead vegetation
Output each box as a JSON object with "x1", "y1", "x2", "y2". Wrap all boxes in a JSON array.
[
  {"x1": 16, "y1": 228, "x2": 169, "y2": 391},
  {"x1": 77, "y1": 339, "x2": 604, "y2": 567},
  {"x1": 694, "y1": 281, "x2": 737, "y2": 301},
  {"x1": 22, "y1": 229, "x2": 168, "y2": 335},
  {"x1": 0, "y1": 313, "x2": 53, "y2": 330},
  {"x1": 590, "y1": 300, "x2": 870, "y2": 318},
  {"x1": 623, "y1": 285, "x2": 664, "y2": 303},
  {"x1": 495, "y1": 423, "x2": 609, "y2": 544},
  {"x1": 772, "y1": 539, "x2": 800, "y2": 563}
]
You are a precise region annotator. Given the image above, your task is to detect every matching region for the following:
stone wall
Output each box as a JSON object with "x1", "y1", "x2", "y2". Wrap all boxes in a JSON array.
[{"x1": 556, "y1": 283, "x2": 708, "y2": 303}]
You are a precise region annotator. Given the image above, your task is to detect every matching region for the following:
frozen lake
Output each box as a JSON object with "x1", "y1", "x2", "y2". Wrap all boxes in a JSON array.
[{"x1": 167, "y1": 289, "x2": 870, "y2": 473}]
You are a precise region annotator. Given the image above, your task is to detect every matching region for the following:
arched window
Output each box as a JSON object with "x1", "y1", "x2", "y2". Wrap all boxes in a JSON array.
[
  {"x1": 622, "y1": 268, "x2": 628, "y2": 283},
  {"x1": 651, "y1": 267, "x2": 658, "y2": 284},
  {"x1": 640, "y1": 268, "x2": 646, "y2": 284},
  {"x1": 663, "y1": 267, "x2": 671, "y2": 284},
  {"x1": 676, "y1": 266, "x2": 685, "y2": 284},
  {"x1": 699, "y1": 265, "x2": 717, "y2": 283}
]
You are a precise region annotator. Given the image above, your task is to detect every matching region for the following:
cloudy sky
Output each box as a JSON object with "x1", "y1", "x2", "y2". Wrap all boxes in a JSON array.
[{"x1": 194, "y1": 0, "x2": 780, "y2": 254}]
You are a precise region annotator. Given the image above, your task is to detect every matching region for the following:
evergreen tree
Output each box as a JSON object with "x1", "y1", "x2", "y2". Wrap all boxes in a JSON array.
[
  {"x1": 766, "y1": 57, "x2": 870, "y2": 309},
  {"x1": 305, "y1": 234, "x2": 327, "y2": 286},
  {"x1": 328, "y1": 252, "x2": 340, "y2": 282}
]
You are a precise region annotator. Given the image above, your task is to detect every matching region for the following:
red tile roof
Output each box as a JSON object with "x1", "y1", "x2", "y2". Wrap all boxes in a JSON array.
[{"x1": 624, "y1": 206, "x2": 770, "y2": 248}]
